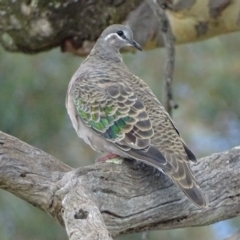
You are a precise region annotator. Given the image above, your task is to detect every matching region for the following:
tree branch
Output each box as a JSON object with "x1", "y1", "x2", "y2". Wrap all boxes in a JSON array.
[
  {"x1": 0, "y1": 0, "x2": 239, "y2": 55},
  {"x1": 60, "y1": 175, "x2": 112, "y2": 240},
  {"x1": 225, "y1": 231, "x2": 240, "y2": 240},
  {"x1": 146, "y1": 0, "x2": 176, "y2": 115},
  {"x1": 1, "y1": 130, "x2": 240, "y2": 238},
  {"x1": 141, "y1": 231, "x2": 150, "y2": 240}
]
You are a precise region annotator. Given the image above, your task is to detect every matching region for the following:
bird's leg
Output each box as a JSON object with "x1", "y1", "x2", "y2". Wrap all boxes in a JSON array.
[{"x1": 96, "y1": 153, "x2": 120, "y2": 162}]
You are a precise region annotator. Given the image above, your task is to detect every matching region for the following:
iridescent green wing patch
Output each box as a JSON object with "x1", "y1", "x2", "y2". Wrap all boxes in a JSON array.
[{"x1": 73, "y1": 84, "x2": 154, "y2": 148}]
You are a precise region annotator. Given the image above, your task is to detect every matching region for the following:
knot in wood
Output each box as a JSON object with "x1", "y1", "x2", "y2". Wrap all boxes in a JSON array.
[
  {"x1": 161, "y1": 3, "x2": 168, "y2": 10},
  {"x1": 74, "y1": 208, "x2": 89, "y2": 219},
  {"x1": 162, "y1": 19, "x2": 168, "y2": 33}
]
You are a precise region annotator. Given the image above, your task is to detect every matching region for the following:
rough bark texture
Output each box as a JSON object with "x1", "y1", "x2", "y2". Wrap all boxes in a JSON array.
[
  {"x1": 0, "y1": 0, "x2": 141, "y2": 53},
  {"x1": 1, "y1": 130, "x2": 240, "y2": 238},
  {"x1": 128, "y1": 0, "x2": 240, "y2": 51},
  {"x1": 0, "y1": 0, "x2": 240, "y2": 55},
  {"x1": 61, "y1": 177, "x2": 112, "y2": 240}
]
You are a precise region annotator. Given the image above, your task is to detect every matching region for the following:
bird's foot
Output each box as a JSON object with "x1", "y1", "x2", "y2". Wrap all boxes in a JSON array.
[{"x1": 96, "y1": 153, "x2": 119, "y2": 163}]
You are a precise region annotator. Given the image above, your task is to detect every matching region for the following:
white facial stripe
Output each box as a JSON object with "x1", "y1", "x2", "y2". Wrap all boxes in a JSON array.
[{"x1": 104, "y1": 33, "x2": 123, "y2": 41}]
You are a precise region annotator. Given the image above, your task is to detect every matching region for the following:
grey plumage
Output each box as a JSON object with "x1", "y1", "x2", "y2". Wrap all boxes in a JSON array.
[{"x1": 66, "y1": 24, "x2": 206, "y2": 207}]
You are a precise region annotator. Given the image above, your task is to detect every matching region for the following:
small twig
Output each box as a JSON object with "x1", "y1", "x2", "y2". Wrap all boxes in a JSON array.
[
  {"x1": 142, "y1": 231, "x2": 150, "y2": 240},
  {"x1": 224, "y1": 231, "x2": 240, "y2": 240},
  {"x1": 146, "y1": 0, "x2": 176, "y2": 116}
]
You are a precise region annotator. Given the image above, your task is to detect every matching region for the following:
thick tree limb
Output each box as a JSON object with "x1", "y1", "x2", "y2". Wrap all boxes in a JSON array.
[
  {"x1": 0, "y1": 0, "x2": 240, "y2": 55},
  {"x1": 127, "y1": 0, "x2": 240, "y2": 51},
  {"x1": 1, "y1": 130, "x2": 240, "y2": 238},
  {"x1": 0, "y1": 0, "x2": 142, "y2": 54},
  {"x1": 60, "y1": 175, "x2": 112, "y2": 240}
]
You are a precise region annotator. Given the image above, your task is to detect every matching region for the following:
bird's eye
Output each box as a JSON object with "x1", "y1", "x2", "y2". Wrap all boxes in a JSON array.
[{"x1": 117, "y1": 30, "x2": 124, "y2": 37}]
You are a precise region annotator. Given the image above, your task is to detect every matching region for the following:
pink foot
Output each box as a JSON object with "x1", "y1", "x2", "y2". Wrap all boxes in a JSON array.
[{"x1": 96, "y1": 153, "x2": 119, "y2": 163}]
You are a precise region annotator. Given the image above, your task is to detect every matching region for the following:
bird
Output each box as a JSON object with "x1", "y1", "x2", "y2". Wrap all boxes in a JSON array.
[{"x1": 66, "y1": 24, "x2": 206, "y2": 207}]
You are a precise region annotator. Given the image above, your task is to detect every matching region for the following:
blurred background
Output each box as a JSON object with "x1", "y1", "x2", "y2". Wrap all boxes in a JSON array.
[{"x1": 0, "y1": 31, "x2": 240, "y2": 240}]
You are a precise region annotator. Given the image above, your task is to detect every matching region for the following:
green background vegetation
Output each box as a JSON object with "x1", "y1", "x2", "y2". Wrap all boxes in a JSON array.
[{"x1": 0, "y1": 32, "x2": 240, "y2": 240}]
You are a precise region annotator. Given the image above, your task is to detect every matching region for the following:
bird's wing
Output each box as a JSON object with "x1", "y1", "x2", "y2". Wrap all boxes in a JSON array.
[
  {"x1": 70, "y1": 76, "x2": 206, "y2": 207},
  {"x1": 127, "y1": 77, "x2": 206, "y2": 207},
  {"x1": 72, "y1": 80, "x2": 173, "y2": 172},
  {"x1": 145, "y1": 99, "x2": 206, "y2": 207},
  {"x1": 165, "y1": 110, "x2": 197, "y2": 162}
]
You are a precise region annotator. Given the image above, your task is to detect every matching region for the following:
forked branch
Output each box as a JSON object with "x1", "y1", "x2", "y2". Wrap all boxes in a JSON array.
[{"x1": 1, "y1": 131, "x2": 240, "y2": 239}]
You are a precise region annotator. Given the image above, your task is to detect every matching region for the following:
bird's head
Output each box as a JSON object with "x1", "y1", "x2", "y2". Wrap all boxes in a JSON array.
[{"x1": 99, "y1": 24, "x2": 142, "y2": 51}]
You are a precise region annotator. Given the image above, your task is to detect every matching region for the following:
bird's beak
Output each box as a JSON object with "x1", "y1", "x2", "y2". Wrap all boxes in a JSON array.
[{"x1": 127, "y1": 39, "x2": 142, "y2": 51}]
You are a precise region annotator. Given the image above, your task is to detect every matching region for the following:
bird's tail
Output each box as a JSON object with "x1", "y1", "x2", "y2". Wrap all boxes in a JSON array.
[
  {"x1": 121, "y1": 146, "x2": 207, "y2": 207},
  {"x1": 168, "y1": 161, "x2": 207, "y2": 208}
]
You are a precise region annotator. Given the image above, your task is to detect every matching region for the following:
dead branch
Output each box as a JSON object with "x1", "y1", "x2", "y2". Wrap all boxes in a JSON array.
[{"x1": 1, "y1": 130, "x2": 240, "y2": 238}]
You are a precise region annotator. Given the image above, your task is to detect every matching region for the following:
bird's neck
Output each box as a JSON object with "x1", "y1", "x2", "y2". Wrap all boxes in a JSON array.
[{"x1": 89, "y1": 43, "x2": 123, "y2": 63}]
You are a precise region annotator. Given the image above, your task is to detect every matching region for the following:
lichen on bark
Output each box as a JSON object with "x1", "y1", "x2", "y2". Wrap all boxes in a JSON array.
[{"x1": 0, "y1": 0, "x2": 142, "y2": 53}]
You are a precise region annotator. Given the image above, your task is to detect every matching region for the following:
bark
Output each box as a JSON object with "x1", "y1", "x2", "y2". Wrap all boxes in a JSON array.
[
  {"x1": 1, "y1": 130, "x2": 240, "y2": 239},
  {"x1": 0, "y1": 0, "x2": 240, "y2": 55},
  {"x1": 127, "y1": 0, "x2": 240, "y2": 51},
  {"x1": 0, "y1": 0, "x2": 141, "y2": 54}
]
